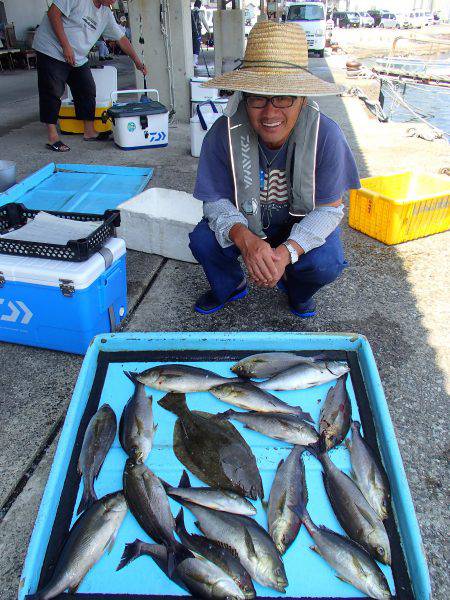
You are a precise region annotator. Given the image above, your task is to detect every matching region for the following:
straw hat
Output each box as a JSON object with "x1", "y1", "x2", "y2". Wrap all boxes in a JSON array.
[{"x1": 202, "y1": 21, "x2": 341, "y2": 97}]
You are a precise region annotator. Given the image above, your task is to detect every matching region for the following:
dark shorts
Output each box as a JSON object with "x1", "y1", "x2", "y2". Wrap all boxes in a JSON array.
[{"x1": 36, "y1": 51, "x2": 96, "y2": 125}]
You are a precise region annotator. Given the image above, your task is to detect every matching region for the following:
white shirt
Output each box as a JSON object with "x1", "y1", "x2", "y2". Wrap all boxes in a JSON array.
[{"x1": 33, "y1": 0, "x2": 124, "y2": 66}]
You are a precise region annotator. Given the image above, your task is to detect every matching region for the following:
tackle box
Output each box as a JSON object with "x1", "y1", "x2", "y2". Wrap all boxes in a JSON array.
[
  {"x1": 19, "y1": 332, "x2": 431, "y2": 599},
  {"x1": 0, "y1": 237, "x2": 127, "y2": 354},
  {"x1": 349, "y1": 171, "x2": 450, "y2": 245}
]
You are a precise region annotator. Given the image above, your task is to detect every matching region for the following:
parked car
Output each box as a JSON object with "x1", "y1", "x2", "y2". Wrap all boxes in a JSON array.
[
  {"x1": 359, "y1": 11, "x2": 374, "y2": 27},
  {"x1": 367, "y1": 10, "x2": 382, "y2": 26},
  {"x1": 332, "y1": 11, "x2": 360, "y2": 28},
  {"x1": 404, "y1": 10, "x2": 427, "y2": 28},
  {"x1": 379, "y1": 12, "x2": 401, "y2": 28},
  {"x1": 424, "y1": 12, "x2": 434, "y2": 26}
]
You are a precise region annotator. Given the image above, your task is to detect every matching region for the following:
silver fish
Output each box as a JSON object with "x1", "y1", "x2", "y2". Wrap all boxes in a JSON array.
[
  {"x1": 162, "y1": 470, "x2": 257, "y2": 516},
  {"x1": 290, "y1": 500, "x2": 392, "y2": 599},
  {"x1": 123, "y1": 459, "x2": 177, "y2": 564},
  {"x1": 118, "y1": 540, "x2": 246, "y2": 599},
  {"x1": 30, "y1": 492, "x2": 127, "y2": 600},
  {"x1": 319, "y1": 374, "x2": 351, "y2": 451},
  {"x1": 220, "y1": 409, "x2": 319, "y2": 447},
  {"x1": 346, "y1": 421, "x2": 391, "y2": 521},
  {"x1": 254, "y1": 361, "x2": 350, "y2": 391},
  {"x1": 77, "y1": 404, "x2": 117, "y2": 515},
  {"x1": 180, "y1": 500, "x2": 288, "y2": 593},
  {"x1": 231, "y1": 352, "x2": 326, "y2": 379},
  {"x1": 314, "y1": 449, "x2": 391, "y2": 565},
  {"x1": 119, "y1": 372, "x2": 157, "y2": 463},
  {"x1": 210, "y1": 380, "x2": 312, "y2": 418},
  {"x1": 175, "y1": 507, "x2": 256, "y2": 599},
  {"x1": 129, "y1": 364, "x2": 238, "y2": 392},
  {"x1": 268, "y1": 446, "x2": 308, "y2": 554}
]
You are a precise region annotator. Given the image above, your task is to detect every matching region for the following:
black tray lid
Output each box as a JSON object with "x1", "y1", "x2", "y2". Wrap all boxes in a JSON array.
[{"x1": 107, "y1": 99, "x2": 168, "y2": 118}]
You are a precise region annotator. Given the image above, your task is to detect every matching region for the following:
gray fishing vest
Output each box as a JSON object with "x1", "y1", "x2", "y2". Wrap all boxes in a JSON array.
[{"x1": 227, "y1": 99, "x2": 320, "y2": 238}]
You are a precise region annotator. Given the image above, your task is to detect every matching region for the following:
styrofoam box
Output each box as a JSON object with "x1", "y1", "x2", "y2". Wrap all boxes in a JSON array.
[
  {"x1": 0, "y1": 238, "x2": 127, "y2": 354},
  {"x1": 190, "y1": 76, "x2": 218, "y2": 101}
]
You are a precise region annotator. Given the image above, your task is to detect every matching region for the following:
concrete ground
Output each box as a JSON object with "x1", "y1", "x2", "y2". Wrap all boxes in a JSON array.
[{"x1": 0, "y1": 49, "x2": 449, "y2": 600}]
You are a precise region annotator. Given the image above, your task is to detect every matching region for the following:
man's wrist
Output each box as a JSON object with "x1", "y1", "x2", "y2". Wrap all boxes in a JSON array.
[{"x1": 229, "y1": 223, "x2": 251, "y2": 249}]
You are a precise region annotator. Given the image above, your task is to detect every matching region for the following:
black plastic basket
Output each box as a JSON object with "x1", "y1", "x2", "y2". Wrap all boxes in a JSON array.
[{"x1": 0, "y1": 203, "x2": 121, "y2": 262}]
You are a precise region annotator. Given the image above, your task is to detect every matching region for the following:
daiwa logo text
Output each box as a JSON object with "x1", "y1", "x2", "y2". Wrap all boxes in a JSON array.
[
  {"x1": 241, "y1": 134, "x2": 252, "y2": 189},
  {"x1": 0, "y1": 299, "x2": 33, "y2": 324}
]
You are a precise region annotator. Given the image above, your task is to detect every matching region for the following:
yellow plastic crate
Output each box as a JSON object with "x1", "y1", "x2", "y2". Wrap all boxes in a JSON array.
[
  {"x1": 58, "y1": 101, "x2": 112, "y2": 135},
  {"x1": 349, "y1": 172, "x2": 450, "y2": 245}
]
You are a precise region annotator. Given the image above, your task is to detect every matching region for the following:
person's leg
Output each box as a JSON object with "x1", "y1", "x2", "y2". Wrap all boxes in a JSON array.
[
  {"x1": 67, "y1": 63, "x2": 99, "y2": 139},
  {"x1": 98, "y1": 40, "x2": 109, "y2": 60},
  {"x1": 285, "y1": 227, "x2": 347, "y2": 313},
  {"x1": 189, "y1": 219, "x2": 247, "y2": 311},
  {"x1": 192, "y1": 35, "x2": 201, "y2": 66},
  {"x1": 36, "y1": 52, "x2": 70, "y2": 148}
]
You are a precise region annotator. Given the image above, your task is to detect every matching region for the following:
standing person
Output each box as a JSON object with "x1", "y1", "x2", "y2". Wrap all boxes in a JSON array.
[
  {"x1": 191, "y1": 0, "x2": 210, "y2": 67},
  {"x1": 189, "y1": 22, "x2": 360, "y2": 317},
  {"x1": 33, "y1": 0, "x2": 147, "y2": 152}
]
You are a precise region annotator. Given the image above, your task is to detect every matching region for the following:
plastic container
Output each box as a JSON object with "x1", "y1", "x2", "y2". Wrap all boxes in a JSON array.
[
  {"x1": 349, "y1": 171, "x2": 450, "y2": 245},
  {"x1": 190, "y1": 76, "x2": 218, "y2": 101},
  {"x1": 0, "y1": 237, "x2": 127, "y2": 354},
  {"x1": 0, "y1": 160, "x2": 16, "y2": 192},
  {"x1": 190, "y1": 101, "x2": 223, "y2": 157},
  {"x1": 107, "y1": 89, "x2": 169, "y2": 150},
  {"x1": 0, "y1": 203, "x2": 120, "y2": 261}
]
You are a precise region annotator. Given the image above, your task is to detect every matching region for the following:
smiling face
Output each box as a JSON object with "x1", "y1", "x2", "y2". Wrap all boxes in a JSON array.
[{"x1": 245, "y1": 95, "x2": 305, "y2": 149}]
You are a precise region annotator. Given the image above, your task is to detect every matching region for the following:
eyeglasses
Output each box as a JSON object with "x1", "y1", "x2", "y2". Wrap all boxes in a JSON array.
[{"x1": 244, "y1": 95, "x2": 297, "y2": 109}]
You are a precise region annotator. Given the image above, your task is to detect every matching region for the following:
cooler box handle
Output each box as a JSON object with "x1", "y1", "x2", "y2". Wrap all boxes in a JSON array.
[
  {"x1": 111, "y1": 89, "x2": 160, "y2": 103},
  {"x1": 196, "y1": 101, "x2": 219, "y2": 131}
]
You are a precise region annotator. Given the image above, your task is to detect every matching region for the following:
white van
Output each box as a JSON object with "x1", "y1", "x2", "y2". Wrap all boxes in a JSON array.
[
  {"x1": 285, "y1": 1, "x2": 327, "y2": 57},
  {"x1": 404, "y1": 10, "x2": 427, "y2": 28}
]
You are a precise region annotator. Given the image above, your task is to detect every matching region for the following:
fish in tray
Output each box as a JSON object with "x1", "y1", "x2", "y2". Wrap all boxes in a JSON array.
[
  {"x1": 253, "y1": 360, "x2": 350, "y2": 391},
  {"x1": 268, "y1": 445, "x2": 308, "y2": 555},
  {"x1": 318, "y1": 374, "x2": 351, "y2": 451},
  {"x1": 29, "y1": 491, "x2": 127, "y2": 600},
  {"x1": 290, "y1": 499, "x2": 393, "y2": 599},
  {"x1": 123, "y1": 459, "x2": 177, "y2": 569},
  {"x1": 175, "y1": 507, "x2": 256, "y2": 599},
  {"x1": 128, "y1": 363, "x2": 239, "y2": 392},
  {"x1": 179, "y1": 500, "x2": 288, "y2": 593},
  {"x1": 118, "y1": 539, "x2": 249, "y2": 599},
  {"x1": 210, "y1": 380, "x2": 312, "y2": 418},
  {"x1": 158, "y1": 393, "x2": 263, "y2": 500},
  {"x1": 346, "y1": 421, "x2": 391, "y2": 521},
  {"x1": 77, "y1": 404, "x2": 117, "y2": 515},
  {"x1": 310, "y1": 447, "x2": 391, "y2": 565},
  {"x1": 161, "y1": 469, "x2": 257, "y2": 516},
  {"x1": 218, "y1": 410, "x2": 319, "y2": 447},
  {"x1": 119, "y1": 372, "x2": 157, "y2": 463},
  {"x1": 231, "y1": 352, "x2": 327, "y2": 379}
]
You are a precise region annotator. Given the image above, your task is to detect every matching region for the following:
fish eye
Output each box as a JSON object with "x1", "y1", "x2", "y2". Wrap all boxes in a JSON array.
[{"x1": 377, "y1": 546, "x2": 385, "y2": 557}]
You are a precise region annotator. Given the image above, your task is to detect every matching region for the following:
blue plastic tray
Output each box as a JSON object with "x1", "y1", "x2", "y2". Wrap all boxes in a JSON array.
[
  {"x1": 19, "y1": 333, "x2": 431, "y2": 599},
  {"x1": 0, "y1": 163, "x2": 153, "y2": 214}
]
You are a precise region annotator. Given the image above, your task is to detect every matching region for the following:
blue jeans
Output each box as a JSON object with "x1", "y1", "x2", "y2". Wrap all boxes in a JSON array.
[{"x1": 189, "y1": 219, "x2": 347, "y2": 305}]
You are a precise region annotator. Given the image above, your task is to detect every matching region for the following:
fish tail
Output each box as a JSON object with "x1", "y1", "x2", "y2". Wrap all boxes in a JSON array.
[
  {"x1": 174, "y1": 507, "x2": 189, "y2": 538},
  {"x1": 178, "y1": 469, "x2": 191, "y2": 488},
  {"x1": 288, "y1": 496, "x2": 314, "y2": 533},
  {"x1": 215, "y1": 409, "x2": 234, "y2": 420},
  {"x1": 117, "y1": 539, "x2": 145, "y2": 571},
  {"x1": 157, "y1": 392, "x2": 186, "y2": 416},
  {"x1": 76, "y1": 482, "x2": 97, "y2": 515},
  {"x1": 124, "y1": 371, "x2": 140, "y2": 384},
  {"x1": 293, "y1": 407, "x2": 314, "y2": 423}
]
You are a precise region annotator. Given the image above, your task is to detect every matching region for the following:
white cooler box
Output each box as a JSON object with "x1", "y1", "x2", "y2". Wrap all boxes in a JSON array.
[
  {"x1": 0, "y1": 238, "x2": 127, "y2": 354},
  {"x1": 190, "y1": 101, "x2": 223, "y2": 157},
  {"x1": 191, "y1": 96, "x2": 228, "y2": 117},
  {"x1": 190, "y1": 76, "x2": 218, "y2": 102},
  {"x1": 107, "y1": 89, "x2": 168, "y2": 150}
]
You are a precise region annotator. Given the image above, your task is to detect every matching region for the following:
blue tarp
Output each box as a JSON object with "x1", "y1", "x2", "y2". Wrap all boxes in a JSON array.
[{"x1": 0, "y1": 163, "x2": 153, "y2": 214}]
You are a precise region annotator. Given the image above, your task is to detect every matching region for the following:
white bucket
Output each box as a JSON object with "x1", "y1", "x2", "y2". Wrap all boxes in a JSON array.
[
  {"x1": 190, "y1": 102, "x2": 223, "y2": 158},
  {"x1": 0, "y1": 161, "x2": 16, "y2": 192}
]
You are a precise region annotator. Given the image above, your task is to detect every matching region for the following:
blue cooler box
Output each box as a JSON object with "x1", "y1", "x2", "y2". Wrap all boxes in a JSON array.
[{"x1": 0, "y1": 238, "x2": 127, "y2": 354}]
